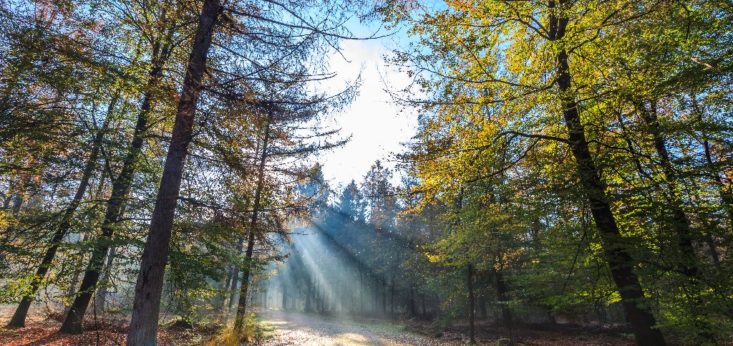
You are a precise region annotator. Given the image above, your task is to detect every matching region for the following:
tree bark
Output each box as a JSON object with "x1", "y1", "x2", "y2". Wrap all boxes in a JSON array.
[
  {"x1": 550, "y1": 2, "x2": 665, "y2": 344},
  {"x1": 126, "y1": 1, "x2": 221, "y2": 344},
  {"x1": 7, "y1": 94, "x2": 117, "y2": 328},
  {"x1": 467, "y1": 264, "x2": 476, "y2": 344}
]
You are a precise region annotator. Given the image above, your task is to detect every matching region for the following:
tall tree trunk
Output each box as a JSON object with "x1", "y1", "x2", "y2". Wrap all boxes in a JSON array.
[
  {"x1": 228, "y1": 268, "x2": 239, "y2": 310},
  {"x1": 382, "y1": 279, "x2": 387, "y2": 314},
  {"x1": 126, "y1": 1, "x2": 221, "y2": 344},
  {"x1": 359, "y1": 271, "x2": 364, "y2": 314},
  {"x1": 305, "y1": 279, "x2": 313, "y2": 312},
  {"x1": 409, "y1": 287, "x2": 416, "y2": 317},
  {"x1": 1, "y1": 175, "x2": 17, "y2": 210},
  {"x1": 421, "y1": 293, "x2": 426, "y2": 318},
  {"x1": 637, "y1": 100, "x2": 699, "y2": 276},
  {"x1": 7, "y1": 94, "x2": 117, "y2": 328},
  {"x1": 60, "y1": 42, "x2": 169, "y2": 335},
  {"x1": 550, "y1": 2, "x2": 665, "y2": 344},
  {"x1": 479, "y1": 294, "x2": 488, "y2": 320},
  {"x1": 228, "y1": 238, "x2": 244, "y2": 310},
  {"x1": 235, "y1": 109, "x2": 273, "y2": 330},
  {"x1": 467, "y1": 264, "x2": 476, "y2": 344},
  {"x1": 282, "y1": 286, "x2": 288, "y2": 311},
  {"x1": 95, "y1": 247, "x2": 117, "y2": 315},
  {"x1": 390, "y1": 276, "x2": 395, "y2": 316},
  {"x1": 495, "y1": 269, "x2": 512, "y2": 340},
  {"x1": 263, "y1": 288, "x2": 268, "y2": 310},
  {"x1": 223, "y1": 267, "x2": 233, "y2": 302}
]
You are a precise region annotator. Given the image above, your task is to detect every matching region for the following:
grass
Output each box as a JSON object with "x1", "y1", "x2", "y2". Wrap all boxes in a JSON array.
[{"x1": 204, "y1": 313, "x2": 271, "y2": 346}]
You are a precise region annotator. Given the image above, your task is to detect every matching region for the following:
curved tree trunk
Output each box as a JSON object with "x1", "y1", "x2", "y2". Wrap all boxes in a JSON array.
[
  {"x1": 126, "y1": 1, "x2": 221, "y2": 343},
  {"x1": 550, "y1": 2, "x2": 665, "y2": 344}
]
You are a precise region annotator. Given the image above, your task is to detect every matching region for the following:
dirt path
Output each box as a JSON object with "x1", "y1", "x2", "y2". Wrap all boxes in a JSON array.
[
  {"x1": 257, "y1": 312, "x2": 636, "y2": 346},
  {"x1": 259, "y1": 312, "x2": 454, "y2": 346}
]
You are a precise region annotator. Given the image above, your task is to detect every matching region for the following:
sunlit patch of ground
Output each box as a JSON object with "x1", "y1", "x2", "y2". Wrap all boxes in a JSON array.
[
  {"x1": 333, "y1": 332, "x2": 369, "y2": 344},
  {"x1": 258, "y1": 311, "x2": 454, "y2": 345},
  {"x1": 258, "y1": 311, "x2": 636, "y2": 346}
]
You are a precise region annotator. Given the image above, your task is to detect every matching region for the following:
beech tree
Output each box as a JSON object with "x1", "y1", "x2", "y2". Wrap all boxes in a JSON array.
[{"x1": 382, "y1": 0, "x2": 733, "y2": 344}]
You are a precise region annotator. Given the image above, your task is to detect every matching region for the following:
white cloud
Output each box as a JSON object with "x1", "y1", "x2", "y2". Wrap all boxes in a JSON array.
[{"x1": 318, "y1": 39, "x2": 418, "y2": 188}]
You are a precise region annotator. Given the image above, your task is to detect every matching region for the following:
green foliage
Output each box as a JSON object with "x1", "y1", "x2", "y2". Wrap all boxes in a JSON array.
[
  {"x1": 382, "y1": 0, "x2": 733, "y2": 343},
  {"x1": 0, "y1": 0, "x2": 731, "y2": 344}
]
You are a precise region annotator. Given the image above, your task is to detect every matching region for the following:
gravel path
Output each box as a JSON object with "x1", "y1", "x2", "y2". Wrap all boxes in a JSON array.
[{"x1": 259, "y1": 312, "x2": 453, "y2": 346}]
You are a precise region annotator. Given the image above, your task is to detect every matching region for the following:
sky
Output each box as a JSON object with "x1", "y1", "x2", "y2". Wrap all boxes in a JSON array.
[{"x1": 318, "y1": 35, "x2": 419, "y2": 189}]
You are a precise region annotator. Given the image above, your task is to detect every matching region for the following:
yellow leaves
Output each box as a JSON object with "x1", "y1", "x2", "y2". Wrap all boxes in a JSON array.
[
  {"x1": 426, "y1": 253, "x2": 444, "y2": 263},
  {"x1": 0, "y1": 210, "x2": 10, "y2": 230},
  {"x1": 507, "y1": 59, "x2": 523, "y2": 73},
  {"x1": 445, "y1": 0, "x2": 477, "y2": 14}
]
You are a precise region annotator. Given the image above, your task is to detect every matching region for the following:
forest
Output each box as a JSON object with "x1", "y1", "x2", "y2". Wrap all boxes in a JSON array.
[{"x1": 0, "y1": 0, "x2": 732, "y2": 345}]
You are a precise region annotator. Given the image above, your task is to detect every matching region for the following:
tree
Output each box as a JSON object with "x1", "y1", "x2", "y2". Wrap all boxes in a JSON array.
[
  {"x1": 59, "y1": 0, "x2": 189, "y2": 333},
  {"x1": 338, "y1": 180, "x2": 365, "y2": 223},
  {"x1": 1, "y1": 0, "x2": 137, "y2": 327},
  {"x1": 128, "y1": 0, "x2": 365, "y2": 340},
  {"x1": 362, "y1": 160, "x2": 396, "y2": 232},
  {"x1": 383, "y1": 0, "x2": 733, "y2": 343},
  {"x1": 126, "y1": 0, "x2": 223, "y2": 343}
]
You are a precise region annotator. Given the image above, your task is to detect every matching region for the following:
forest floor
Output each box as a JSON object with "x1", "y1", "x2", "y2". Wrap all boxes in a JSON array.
[
  {"x1": 257, "y1": 311, "x2": 635, "y2": 346},
  {"x1": 258, "y1": 311, "x2": 452, "y2": 345},
  {"x1": 0, "y1": 304, "x2": 214, "y2": 345},
  {"x1": 0, "y1": 305, "x2": 635, "y2": 345}
]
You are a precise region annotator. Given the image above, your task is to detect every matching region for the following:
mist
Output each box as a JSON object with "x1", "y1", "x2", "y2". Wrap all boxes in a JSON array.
[{"x1": 259, "y1": 221, "x2": 390, "y2": 318}]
